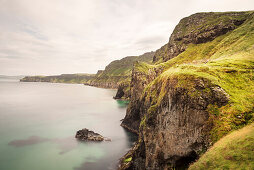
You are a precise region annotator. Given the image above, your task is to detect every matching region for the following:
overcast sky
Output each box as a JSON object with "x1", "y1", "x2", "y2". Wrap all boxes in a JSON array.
[{"x1": 0, "y1": 0, "x2": 253, "y2": 75}]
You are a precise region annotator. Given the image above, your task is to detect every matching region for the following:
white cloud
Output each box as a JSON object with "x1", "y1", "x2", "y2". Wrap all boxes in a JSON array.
[{"x1": 0, "y1": 0, "x2": 253, "y2": 75}]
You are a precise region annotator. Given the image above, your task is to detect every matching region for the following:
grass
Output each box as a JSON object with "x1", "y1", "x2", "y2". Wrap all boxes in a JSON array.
[
  {"x1": 189, "y1": 123, "x2": 254, "y2": 170},
  {"x1": 124, "y1": 157, "x2": 132, "y2": 163}
]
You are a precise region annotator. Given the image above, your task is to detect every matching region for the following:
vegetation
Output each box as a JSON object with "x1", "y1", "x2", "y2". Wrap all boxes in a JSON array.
[
  {"x1": 189, "y1": 123, "x2": 254, "y2": 170},
  {"x1": 124, "y1": 157, "x2": 132, "y2": 163}
]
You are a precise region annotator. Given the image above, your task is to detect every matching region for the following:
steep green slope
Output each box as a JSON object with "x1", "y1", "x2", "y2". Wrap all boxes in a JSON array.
[
  {"x1": 119, "y1": 11, "x2": 254, "y2": 170},
  {"x1": 20, "y1": 73, "x2": 95, "y2": 84},
  {"x1": 189, "y1": 123, "x2": 254, "y2": 170}
]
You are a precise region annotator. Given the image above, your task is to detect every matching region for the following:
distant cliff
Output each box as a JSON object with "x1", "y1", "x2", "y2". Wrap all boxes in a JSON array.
[
  {"x1": 20, "y1": 74, "x2": 95, "y2": 84},
  {"x1": 85, "y1": 51, "x2": 155, "y2": 93},
  {"x1": 21, "y1": 52, "x2": 154, "y2": 94},
  {"x1": 119, "y1": 11, "x2": 254, "y2": 170}
]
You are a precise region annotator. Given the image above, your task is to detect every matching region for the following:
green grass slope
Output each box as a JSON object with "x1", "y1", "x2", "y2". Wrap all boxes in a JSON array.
[{"x1": 189, "y1": 123, "x2": 254, "y2": 170}]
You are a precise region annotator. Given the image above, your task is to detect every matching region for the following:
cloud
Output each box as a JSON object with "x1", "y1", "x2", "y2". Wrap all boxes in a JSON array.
[{"x1": 0, "y1": 0, "x2": 253, "y2": 75}]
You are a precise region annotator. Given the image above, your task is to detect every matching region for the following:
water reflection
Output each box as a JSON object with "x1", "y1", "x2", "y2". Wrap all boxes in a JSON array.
[
  {"x1": 8, "y1": 136, "x2": 49, "y2": 147},
  {"x1": 116, "y1": 100, "x2": 130, "y2": 108}
]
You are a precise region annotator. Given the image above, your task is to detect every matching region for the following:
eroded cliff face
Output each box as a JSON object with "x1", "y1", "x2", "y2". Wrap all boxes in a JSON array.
[
  {"x1": 119, "y1": 77, "x2": 229, "y2": 170},
  {"x1": 84, "y1": 76, "x2": 127, "y2": 89},
  {"x1": 121, "y1": 62, "x2": 163, "y2": 133}
]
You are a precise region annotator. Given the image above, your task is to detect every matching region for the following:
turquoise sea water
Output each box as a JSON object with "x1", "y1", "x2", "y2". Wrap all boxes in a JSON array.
[{"x1": 0, "y1": 78, "x2": 136, "y2": 170}]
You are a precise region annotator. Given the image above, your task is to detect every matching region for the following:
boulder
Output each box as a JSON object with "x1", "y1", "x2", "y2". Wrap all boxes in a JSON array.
[{"x1": 75, "y1": 128, "x2": 110, "y2": 142}]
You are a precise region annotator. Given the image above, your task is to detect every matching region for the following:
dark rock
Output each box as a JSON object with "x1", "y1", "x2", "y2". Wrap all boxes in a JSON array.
[{"x1": 75, "y1": 128, "x2": 109, "y2": 142}]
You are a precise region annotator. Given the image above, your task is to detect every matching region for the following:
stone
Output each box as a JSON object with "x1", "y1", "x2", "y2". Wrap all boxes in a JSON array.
[{"x1": 75, "y1": 128, "x2": 110, "y2": 142}]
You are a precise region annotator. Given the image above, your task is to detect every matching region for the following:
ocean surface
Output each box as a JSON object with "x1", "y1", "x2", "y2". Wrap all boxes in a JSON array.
[{"x1": 0, "y1": 77, "x2": 137, "y2": 170}]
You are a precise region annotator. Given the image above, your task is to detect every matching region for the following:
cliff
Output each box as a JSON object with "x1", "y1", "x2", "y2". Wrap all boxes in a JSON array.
[
  {"x1": 86, "y1": 51, "x2": 155, "y2": 91},
  {"x1": 119, "y1": 11, "x2": 254, "y2": 169},
  {"x1": 20, "y1": 73, "x2": 95, "y2": 84}
]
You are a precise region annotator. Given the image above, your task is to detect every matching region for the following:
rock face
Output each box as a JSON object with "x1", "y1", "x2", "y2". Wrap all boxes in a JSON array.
[
  {"x1": 153, "y1": 12, "x2": 248, "y2": 63},
  {"x1": 121, "y1": 62, "x2": 163, "y2": 133},
  {"x1": 75, "y1": 128, "x2": 107, "y2": 142},
  {"x1": 114, "y1": 82, "x2": 131, "y2": 99},
  {"x1": 120, "y1": 77, "x2": 229, "y2": 170},
  {"x1": 84, "y1": 80, "x2": 121, "y2": 89}
]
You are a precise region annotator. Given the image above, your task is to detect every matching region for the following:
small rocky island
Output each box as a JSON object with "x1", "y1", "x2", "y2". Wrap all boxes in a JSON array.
[{"x1": 75, "y1": 128, "x2": 111, "y2": 142}]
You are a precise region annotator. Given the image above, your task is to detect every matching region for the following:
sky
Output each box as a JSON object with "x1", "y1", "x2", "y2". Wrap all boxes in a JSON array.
[{"x1": 0, "y1": 0, "x2": 253, "y2": 75}]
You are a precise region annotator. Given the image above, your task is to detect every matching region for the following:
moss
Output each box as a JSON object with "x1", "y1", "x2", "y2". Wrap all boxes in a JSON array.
[
  {"x1": 140, "y1": 116, "x2": 146, "y2": 129},
  {"x1": 124, "y1": 157, "x2": 132, "y2": 163},
  {"x1": 207, "y1": 104, "x2": 220, "y2": 116},
  {"x1": 134, "y1": 61, "x2": 155, "y2": 74}
]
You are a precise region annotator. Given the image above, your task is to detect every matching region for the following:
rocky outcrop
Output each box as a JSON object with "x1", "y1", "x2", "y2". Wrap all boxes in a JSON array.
[
  {"x1": 120, "y1": 62, "x2": 163, "y2": 133},
  {"x1": 153, "y1": 12, "x2": 248, "y2": 63},
  {"x1": 114, "y1": 81, "x2": 131, "y2": 99},
  {"x1": 119, "y1": 77, "x2": 229, "y2": 169},
  {"x1": 84, "y1": 79, "x2": 122, "y2": 89},
  {"x1": 75, "y1": 128, "x2": 111, "y2": 142}
]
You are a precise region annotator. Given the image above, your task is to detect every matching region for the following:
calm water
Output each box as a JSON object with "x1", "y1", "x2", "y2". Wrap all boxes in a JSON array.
[{"x1": 0, "y1": 78, "x2": 136, "y2": 170}]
